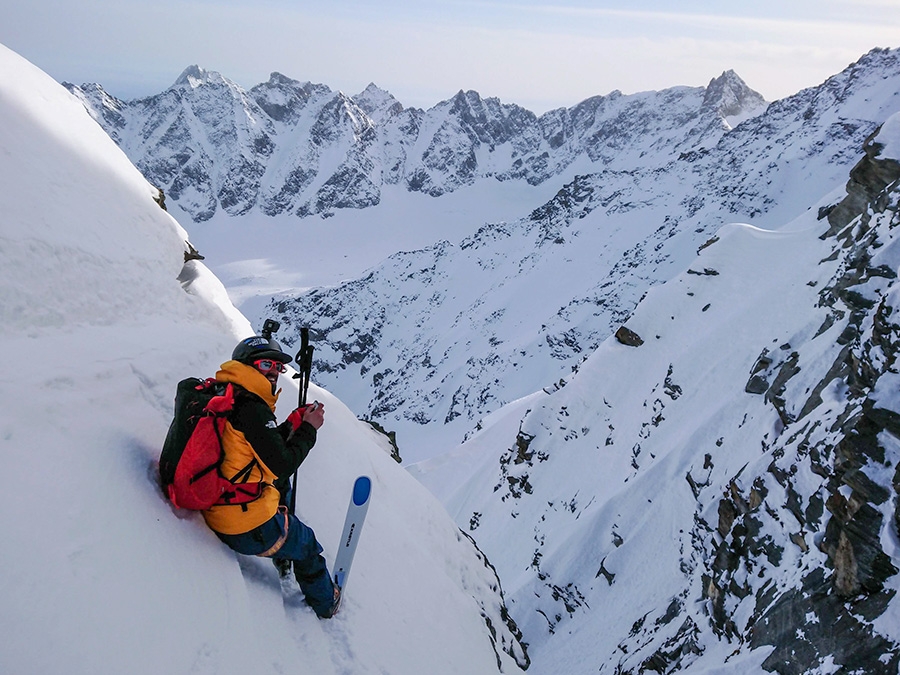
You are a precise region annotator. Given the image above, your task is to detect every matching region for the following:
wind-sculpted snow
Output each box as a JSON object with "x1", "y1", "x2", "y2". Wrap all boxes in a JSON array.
[{"x1": 414, "y1": 115, "x2": 900, "y2": 673}]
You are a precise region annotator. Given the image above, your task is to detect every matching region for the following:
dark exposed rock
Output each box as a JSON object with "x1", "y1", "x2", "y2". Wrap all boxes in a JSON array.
[
  {"x1": 752, "y1": 569, "x2": 899, "y2": 675},
  {"x1": 361, "y1": 418, "x2": 401, "y2": 463},
  {"x1": 638, "y1": 616, "x2": 702, "y2": 674},
  {"x1": 765, "y1": 352, "x2": 801, "y2": 425},
  {"x1": 825, "y1": 126, "x2": 900, "y2": 235},
  {"x1": 151, "y1": 186, "x2": 167, "y2": 211},
  {"x1": 615, "y1": 326, "x2": 644, "y2": 347},
  {"x1": 183, "y1": 241, "x2": 204, "y2": 262},
  {"x1": 746, "y1": 350, "x2": 774, "y2": 393},
  {"x1": 457, "y1": 530, "x2": 531, "y2": 671},
  {"x1": 817, "y1": 416, "x2": 898, "y2": 598},
  {"x1": 745, "y1": 375, "x2": 769, "y2": 395}
]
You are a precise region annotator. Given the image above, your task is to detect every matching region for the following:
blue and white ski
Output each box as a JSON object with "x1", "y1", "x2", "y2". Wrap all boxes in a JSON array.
[{"x1": 333, "y1": 475, "x2": 371, "y2": 591}]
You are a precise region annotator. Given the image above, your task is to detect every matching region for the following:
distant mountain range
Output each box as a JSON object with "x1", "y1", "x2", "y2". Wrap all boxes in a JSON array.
[{"x1": 67, "y1": 65, "x2": 765, "y2": 222}]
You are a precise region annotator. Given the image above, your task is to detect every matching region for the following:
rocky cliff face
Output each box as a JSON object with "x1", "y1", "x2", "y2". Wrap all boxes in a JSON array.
[
  {"x1": 700, "y1": 131, "x2": 900, "y2": 674},
  {"x1": 66, "y1": 65, "x2": 767, "y2": 221}
]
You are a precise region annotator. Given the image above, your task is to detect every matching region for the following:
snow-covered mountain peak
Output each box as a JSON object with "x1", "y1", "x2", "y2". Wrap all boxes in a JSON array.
[
  {"x1": 72, "y1": 80, "x2": 122, "y2": 107},
  {"x1": 249, "y1": 73, "x2": 332, "y2": 124},
  {"x1": 702, "y1": 69, "x2": 768, "y2": 127},
  {"x1": 450, "y1": 88, "x2": 482, "y2": 107},
  {"x1": 267, "y1": 71, "x2": 311, "y2": 87},
  {"x1": 174, "y1": 64, "x2": 226, "y2": 89},
  {"x1": 353, "y1": 82, "x2": 404, "y2": 118},
  {"x1": 64, "y1": 81, "x2": 127, "y2": 142}
]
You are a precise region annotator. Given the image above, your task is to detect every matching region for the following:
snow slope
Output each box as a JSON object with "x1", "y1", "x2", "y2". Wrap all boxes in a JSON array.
[
  {"x1": 412, "y1": 117, "x2": 900, "y2": 672},
  {"x1": 0, "y1": 44, "x2": 525, "y2": 675}
]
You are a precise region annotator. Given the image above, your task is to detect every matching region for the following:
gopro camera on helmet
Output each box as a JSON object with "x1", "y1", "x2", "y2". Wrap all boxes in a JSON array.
[
  {"x1": 261, "y1": 319, "x2": 280, "y2": 339},
  {"x1": 232, "y1": 318, "x2": 292, "y2": 366}
]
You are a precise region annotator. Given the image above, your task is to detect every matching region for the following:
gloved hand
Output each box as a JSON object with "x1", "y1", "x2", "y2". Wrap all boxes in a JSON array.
[{"x1": 287, "y1": 401, "x2": 325, "y2": 431}]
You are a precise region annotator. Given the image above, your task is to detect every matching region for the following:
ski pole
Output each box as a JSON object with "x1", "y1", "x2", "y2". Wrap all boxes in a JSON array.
[{"x1": 289, "y1": 327, "x2": 313, "y2": 516}]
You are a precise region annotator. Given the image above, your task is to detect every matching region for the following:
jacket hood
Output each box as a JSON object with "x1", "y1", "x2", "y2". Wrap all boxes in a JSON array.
[{"x1": 215, "y1": 360, "x2": 280, "y2": 410}]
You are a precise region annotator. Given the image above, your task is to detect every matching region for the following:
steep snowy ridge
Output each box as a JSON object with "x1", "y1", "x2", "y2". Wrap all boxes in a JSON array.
[
  {"x1": 414, "y1": 113, "x2": 900, "y2": 674},
  {"x1": 264, "y1": 48, "x2": 900, "y2": 462},
  {"x1": 0, "y1": 44, "x2": 526, "y2": 675},
  {"x1": 68, "y1": 62, "x2": 767, "y2": 222}
]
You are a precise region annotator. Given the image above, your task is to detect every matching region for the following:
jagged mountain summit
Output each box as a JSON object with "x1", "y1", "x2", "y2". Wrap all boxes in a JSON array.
[
  {"x1": 702, "y1": 68, "x2": 764, "y2": 128},
  {"x1": 262, "y1": 48, "x2": 900, "y2": 462},
  {"x1": 413, "y1": 111, "x2": 900, "y2": 674},
  {"x1": 66, "y1": 65, "x2": 767, "y2": 222}
]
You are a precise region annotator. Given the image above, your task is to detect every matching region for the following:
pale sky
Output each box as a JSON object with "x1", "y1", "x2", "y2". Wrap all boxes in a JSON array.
[{"x1": 1, "y1": 0, "x2": 898, "y2": 113}]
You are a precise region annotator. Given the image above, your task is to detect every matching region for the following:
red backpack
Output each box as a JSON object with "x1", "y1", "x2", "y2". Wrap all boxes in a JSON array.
[{"x1": 159, "y1": 378, "x2": 262, "y2": 510}]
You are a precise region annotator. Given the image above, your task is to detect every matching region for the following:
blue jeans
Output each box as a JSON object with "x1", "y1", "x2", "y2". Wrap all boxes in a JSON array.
[{"x1": 216, "y1": 510, "x2": 336, "y2": 617}]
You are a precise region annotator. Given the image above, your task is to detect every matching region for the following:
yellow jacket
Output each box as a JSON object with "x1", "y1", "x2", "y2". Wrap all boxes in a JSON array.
[{"x1": 201, "y1": 360, "x2": 315, "y2": 535}]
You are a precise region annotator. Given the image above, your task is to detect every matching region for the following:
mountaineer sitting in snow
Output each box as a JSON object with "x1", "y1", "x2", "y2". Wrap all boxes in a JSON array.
[{"x1": 160, "y1": 331, "x2": 341, "y2": 618}]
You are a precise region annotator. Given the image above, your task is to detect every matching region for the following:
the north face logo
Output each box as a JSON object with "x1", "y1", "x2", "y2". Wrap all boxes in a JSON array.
[{"x1": 245, "y1": 337, "x2": 268, "y2": 347}]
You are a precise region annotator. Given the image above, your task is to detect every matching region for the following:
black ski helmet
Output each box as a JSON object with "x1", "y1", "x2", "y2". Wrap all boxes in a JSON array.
[{"x1": 232, "y1": 335, "x2": 293, "y2": 366}]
